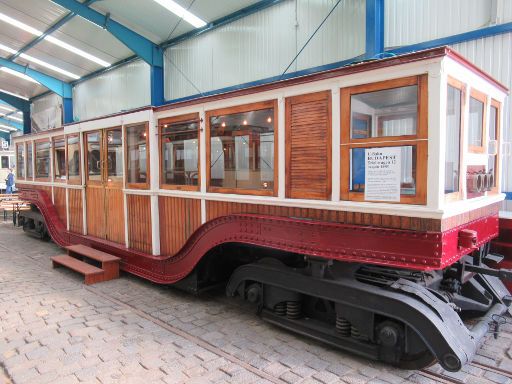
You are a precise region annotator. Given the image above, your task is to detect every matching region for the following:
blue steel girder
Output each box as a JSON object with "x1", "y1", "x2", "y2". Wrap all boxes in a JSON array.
[
  {"x1": 0, "y1": 57, "x2": 72, "y2": 98},
  {"x1": 50, "y1": 0, "x2": 163, "y2": 68},
  {"x1": 365, "y1": 0, "x2": 385, "y2": 59},
  {"x1": 50, "y1": 0, "x2": 164, "y2": 105},
  {"x1": 10, "y1": 0, "x2": 99, "y2": 61},
  {"x1": 0, "y1": 92, "x2": 30, "y2": 112}
]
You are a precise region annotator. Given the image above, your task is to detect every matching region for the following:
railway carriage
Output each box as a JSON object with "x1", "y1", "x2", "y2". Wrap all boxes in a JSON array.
[{"x1": 12, "y1": 47, "x2": 512, "y2": 371}]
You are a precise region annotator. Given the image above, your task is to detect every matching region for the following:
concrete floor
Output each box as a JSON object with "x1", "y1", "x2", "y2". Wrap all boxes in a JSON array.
[{"x1": 1, "y1": 221, "x2": 511, "y2": 384}]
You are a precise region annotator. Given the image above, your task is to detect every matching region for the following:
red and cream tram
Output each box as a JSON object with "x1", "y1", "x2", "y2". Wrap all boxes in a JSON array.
[{"x1": 12, "y1": 47, "x2": 511, "y2": 371}]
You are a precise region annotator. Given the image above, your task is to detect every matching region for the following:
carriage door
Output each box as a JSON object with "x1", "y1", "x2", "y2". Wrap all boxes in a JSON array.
[{"x1": 84, "y1": 128, "x2": 125, "y2": 243}]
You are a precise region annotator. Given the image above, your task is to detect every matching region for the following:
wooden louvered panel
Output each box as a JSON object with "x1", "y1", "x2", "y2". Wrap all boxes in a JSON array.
[
  {"x1": 286, "y1": 91, "x2": 332, "y2": 200},
  {"x1": 127, "y1": 194, "x2": 152, "y2": 254},
  {"x1": 68, "y1": 189, "x2": 83, "y2": 234},
  {"x1": 53, "y1": 187, "x2": 67, "y2": 227},
  {"x1": 159, "y1": 196, "x2": 201, "y2": 256},
  {"x1": 105, "y1": 188, "x2": 125, "y2": 245}
]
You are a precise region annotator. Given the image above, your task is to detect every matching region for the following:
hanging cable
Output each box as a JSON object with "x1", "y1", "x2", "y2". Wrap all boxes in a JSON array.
[{"x1": 281, "y1": 0, "x2": 343, "y2": 78}]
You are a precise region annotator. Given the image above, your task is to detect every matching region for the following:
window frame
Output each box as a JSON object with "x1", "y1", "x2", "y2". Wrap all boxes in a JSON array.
[
  {"x1": 159, "y1": 113, "x2": 200, "y2": 191},
  {"x1": 468, "y1": 88, "x2": 487, "y2": 154},
  {"x1": 124, "y1": 122, "x2": 150, "y2": 190},
  {"x1": 26, "y1": 141, "x2": 34, "y2": 180},
  {"x1": 341, "y1": 75, "x2": 427, "y2": 144},
  {"x1": 84, "y1": 130, "x2": 103, "y2": 186},
  {"x1": 489, "y1": 99, "x2": 501, "y2": 194},
  {"x1": 34, "y1": 138, "x2": 51, "y2": 181},
  {"x1": 52, "y1": 135, "x2": 67, "y2": 183},
  {"x1": 340, "y1": 75, "x2": 428, "y2": 205},
  {"x1": 444, "y1": 77, "x2": 466, "y2": 202},
  {"x1": 66, "y1": 134, "x2": 82, "y2": 185},
  {"x1": 205, "y1": 100, "x2": 279, "y2": 197},
  {"x1": 16, "y1": 143, "x2": 25, "y2": 180}
]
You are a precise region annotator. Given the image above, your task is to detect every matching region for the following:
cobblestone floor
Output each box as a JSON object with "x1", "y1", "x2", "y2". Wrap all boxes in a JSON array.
[{"x1": 1, "y1": 221, "x2": 512, "y2": 383}]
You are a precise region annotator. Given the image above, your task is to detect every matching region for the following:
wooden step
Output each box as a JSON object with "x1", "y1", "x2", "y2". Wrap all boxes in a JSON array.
[
  {"x1": 51, "y1": 255, "x2": 105, "y2": 285},
  {"x1": 66, "y1": 244, "x2": 120, "y2": 262},
  {"x1": 65, "y1": 244, "x2": 120, "y2": 281}
]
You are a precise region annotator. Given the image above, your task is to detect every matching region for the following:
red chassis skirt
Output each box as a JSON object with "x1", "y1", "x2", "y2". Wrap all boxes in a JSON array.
[{"x1": 20, "y1": 189, "x2": 499, "y2": 284}]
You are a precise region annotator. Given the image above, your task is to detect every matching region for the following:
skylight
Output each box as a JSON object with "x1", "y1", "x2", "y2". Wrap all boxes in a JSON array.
[
  {"x1": 0, "y1": 88, "x2": 29, "y2": 100},
  {"x1": 152, "y1": 0, "x2": 207, "y2": 28},
  {"x1": 0, "y1": 12, "x2": 111, "y2": 67},
  {"x1": 0, "y1": 67, "x2": 40, "y2": 84},
  {"x1": 0, "y1": 43, "x2": 80, "y2": 79}
]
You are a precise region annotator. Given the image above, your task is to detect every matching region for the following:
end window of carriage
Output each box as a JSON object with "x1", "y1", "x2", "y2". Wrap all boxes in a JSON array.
[
  {"x1": 53, "y1": 137, "x2": 66, "y2": 182},
  {"x1": 125, "y1": 123, "x2": 149, "y2": 189},
  {"x1": 206, "y1": 100, "x2": 278, "y2": 196},
  {"x1": 340, "y1": 75, "x2": 427, "y2": 204},
  {"x1": 35, "y1": 140, "x2": 51, "y2": 180},
  {"x1": 26, "y1": 142, "x2": 33, "y2": 179},
  {"x1": 468, "y1": 88, "x2": 487, "y2": 153},
  {"x1": 159, "y1": 113, "x2": 200, "y2": 191}
]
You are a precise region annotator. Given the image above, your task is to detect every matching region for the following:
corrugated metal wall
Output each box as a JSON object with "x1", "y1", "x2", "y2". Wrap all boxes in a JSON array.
[
  {"x1": 31, "y1": 93, "x2": 63, "y2": 132},
  {"x1": 164, "y1": 0, "x2": 365, "y2": 101},
  {"x1": 72, "y1": 59, "x2": 151, "y2": 121},
  {"x1": 385, "y1": 0, "x2": 492, "y2": 48}
]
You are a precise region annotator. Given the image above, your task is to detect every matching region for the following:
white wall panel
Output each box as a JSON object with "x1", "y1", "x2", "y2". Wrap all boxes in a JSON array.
[
  {"x1": 451, "y1": 32, "x2": 512, "y2": 209},
  {"x1": 73, "y1": 60, "x2": 151, "y2": 121},
  {"x1": 31, "y1": 93, "x2": 62, "y2": 132},
  {"x1": 165, "y1": 0, "x2": 365, "y2": 101},
  {"x1": 385, "y1": 0, "x2": 492, "y2": 48}
]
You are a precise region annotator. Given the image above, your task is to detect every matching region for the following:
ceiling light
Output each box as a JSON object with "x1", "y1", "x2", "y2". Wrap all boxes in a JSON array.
[
  {"x1": 0, "y1": 128, "x2": 11, "y2": 133},
  {"x1": 0, "y1": 88, "x2": 28, "y2": 100},
  {"x1": 152, "y1": 0, "x2": 206, "y2": 28},
  {"x1": 5, "y1": 115, "x2": 22, "y2": 122},
  {"x1": 0, "y1": 124, "x2": 17, "y2": 132},
  {"x1": 0, "y1": 67, "x2": 40, "y2": 84},
  {"x1": 0, "y1": 105, "x2": 15, "y2": 112},
  {"x1": 0, "y1": 12, "x2": 110, "y2": 67},
  {"x1": 0, "y1": 43, "x2": 80, "y2": 79}
]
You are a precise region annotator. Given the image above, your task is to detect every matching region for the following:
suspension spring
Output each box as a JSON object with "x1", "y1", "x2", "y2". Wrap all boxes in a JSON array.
[
  {"x1": 274, "y1": 302, "x2": 286, "y2": 316},
  {"x1": 351, "y1": 325, "x2": 360, "y2": 338},
  {"x1": 286, "y1": 301, "x2": 302, "y2": 319},
  {"x1": 335, "y1": 315, "x2": 351, "y2": 336}
]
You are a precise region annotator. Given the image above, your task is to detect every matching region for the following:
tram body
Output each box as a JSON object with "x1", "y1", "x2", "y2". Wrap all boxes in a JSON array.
[{"x1": 12, "y1": 47, "x2": 511, "y2": 371}]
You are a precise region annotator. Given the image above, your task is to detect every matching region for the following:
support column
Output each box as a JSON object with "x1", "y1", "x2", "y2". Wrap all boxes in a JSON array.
[
  {"x1": 365, "y1": 0, "x2": 385, "y2": 59},
  {"x1": 63, "y1": 97, "x2": 74, "y2": 124}
]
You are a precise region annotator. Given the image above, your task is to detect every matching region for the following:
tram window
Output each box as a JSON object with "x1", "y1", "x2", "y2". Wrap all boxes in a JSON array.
[
  {"x1": 1, "y1": 156, "x2": 8, "y2": 169},
  {"x1": 349, "y1": 146, "x2": 417, "y2": 196},
  {"x1": 160, "y1": 116, "x2": 199, "y2": 188},
  {"x1": 126, "y1": 123, "x2": 149, "y2": 187},
  {"x1": 107, "y1": 128, "x2": 123, "y2": 183},
  {"x1": 208, "y1": 102, "x2": 276, "y2": 194},
  {"x1": 468, "y1": 90, "x2": 486, "y2": 151},
  {"x1": 351, "y1": 85, "x2": 417, "y2": 139},
  {"x1": 35, "y1": 141, "x2": 50, "y2": 179},
  {"x1": 86, "y1": 132, "x2": 101, "y2": 182},
  {"x1": 26, "y1": 142, "x2": 33, "y2": 179},
  {"x1": 67, "y1": 135, "x2": 80, "y2": 183},
  {"x1": 445, "y1": 85, "x2": 462, "y2": 194},
  {"x1": 53, "y1": 138, "x2": 66, "y2": 181},
  {"x1": 16, "y1": 144, "x2": 24, "y2": 179}
]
